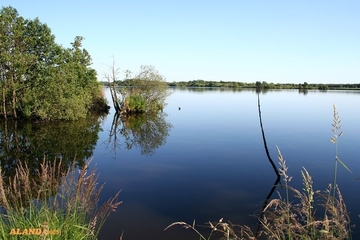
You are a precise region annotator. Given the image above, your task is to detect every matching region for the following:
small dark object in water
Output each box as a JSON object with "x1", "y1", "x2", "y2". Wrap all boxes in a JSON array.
[{"x1": 178, "y1": 107, "x2": 181, "y2": 110}]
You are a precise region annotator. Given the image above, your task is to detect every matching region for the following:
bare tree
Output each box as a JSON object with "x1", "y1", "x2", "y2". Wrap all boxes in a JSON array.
[{"x1": 103, "y1": 58, "x2": 122, "y2": 112}]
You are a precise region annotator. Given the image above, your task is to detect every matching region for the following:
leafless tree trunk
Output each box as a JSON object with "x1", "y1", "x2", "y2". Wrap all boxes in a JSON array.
[{"x1": 104, "y1": 59, "x2": 122, "y2": 113}]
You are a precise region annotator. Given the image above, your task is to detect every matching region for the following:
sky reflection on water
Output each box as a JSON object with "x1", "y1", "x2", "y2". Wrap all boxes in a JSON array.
[{"x1": 95, "y1": 88, "x2": 360, "y2": 240}]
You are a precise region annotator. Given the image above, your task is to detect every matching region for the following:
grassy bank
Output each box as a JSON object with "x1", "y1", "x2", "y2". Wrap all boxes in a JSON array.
[{"x1": 0, "y1": 159, "x2": 122, "y2": 240}]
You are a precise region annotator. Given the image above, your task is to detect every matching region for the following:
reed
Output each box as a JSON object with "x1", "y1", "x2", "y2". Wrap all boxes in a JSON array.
[
  {"x1": 259, "y1": 148, "x2": 351, "y2": 239},
  {"x1": 0, "y1": 158, "x2": 122, "y2": 240},
  {"x1": 329, "y1": 104, "x2": 351, "y2": 199},
  {"x1": 164, "y1": 218, "x2": 255, "y2": 240}
]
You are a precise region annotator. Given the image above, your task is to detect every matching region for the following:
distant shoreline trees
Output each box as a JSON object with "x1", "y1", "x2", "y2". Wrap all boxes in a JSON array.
[
  {"x1": 101, "y1": 79, "x2": 359, "y2": 91},
  {"x1": 0, "y1": 6, "x2": 108, "y2": 121},
  {"x1": 166, "y1": 80, "x2": 358, "y2": 90}
]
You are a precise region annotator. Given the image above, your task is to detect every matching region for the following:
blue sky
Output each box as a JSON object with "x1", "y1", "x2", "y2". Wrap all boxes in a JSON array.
[{"x1": 2, "y1": 0, "x2": 360, "y2": 83}]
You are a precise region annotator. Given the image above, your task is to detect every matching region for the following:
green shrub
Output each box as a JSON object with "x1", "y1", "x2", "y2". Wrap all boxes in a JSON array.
[{"x1": 127, "y1": 94, "x2": 147, "y2": 113}]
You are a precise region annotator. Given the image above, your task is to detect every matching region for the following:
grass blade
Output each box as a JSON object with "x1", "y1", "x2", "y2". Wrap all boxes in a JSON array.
[{"x1": 336, "y1": 156, "x2": 352, "y2": 173}]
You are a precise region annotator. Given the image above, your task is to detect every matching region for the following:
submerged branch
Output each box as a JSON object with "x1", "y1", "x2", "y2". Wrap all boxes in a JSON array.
[{"x1": 257, "y1": 93, "x2": 280, "y2": 178}]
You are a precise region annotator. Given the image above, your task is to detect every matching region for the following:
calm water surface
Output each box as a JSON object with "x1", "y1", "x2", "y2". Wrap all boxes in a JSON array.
[
  {"x1": 91, "y1": 88, "x2": 360, "y2": 240},
  {"x1": 2, "y1": 88, "x2": 359, "y2": 239}
]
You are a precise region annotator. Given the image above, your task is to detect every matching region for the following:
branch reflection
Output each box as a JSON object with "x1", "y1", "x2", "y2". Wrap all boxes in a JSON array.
[
  {"x1": 108, "y1": 112, "x2": 173, "y2": 156},
  {"x1": 255, "y1": 93, "x2": 281, "y2": 238}
]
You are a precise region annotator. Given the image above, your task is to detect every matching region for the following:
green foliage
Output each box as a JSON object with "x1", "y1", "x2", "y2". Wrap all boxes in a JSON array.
[
  {"x1": 128, "y1": 65, "x2": 170, "y2": 112},
  {"x1": 319, "y1": 84, "x2": 329, "y2": 90},
  {"x1": 126, "y1": 94, "x2": 147, "y2": 113},
  {"x1": 0, "y1": 6, "x2": 107, "y2": 120},
  {"x1": 106, "y1": 64, "x2": 171, "y2": 114}
]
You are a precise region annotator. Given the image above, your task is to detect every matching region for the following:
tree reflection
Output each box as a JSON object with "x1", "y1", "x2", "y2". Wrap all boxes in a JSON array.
[
  {"x1": 0, "y1": 115, "x2": 103, "y2": 179},
  {"x1": 299, "y1": 88, "x2": 308, "y2": 95},
  {"x1": 108, "y1": 112, "x2": 173, "y2": 156}
]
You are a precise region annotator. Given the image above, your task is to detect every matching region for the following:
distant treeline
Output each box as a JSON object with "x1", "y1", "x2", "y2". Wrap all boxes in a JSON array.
[
  {"x1": 167, "y1": 80, "x2": 360, "y2": 90},
  {"x1": 101, "y1": 80, "x2": 360, "y2": 90}
]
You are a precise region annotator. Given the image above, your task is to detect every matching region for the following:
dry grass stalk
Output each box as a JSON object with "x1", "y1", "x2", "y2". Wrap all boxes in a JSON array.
[
  {"x1": 164, "y1": 218, "x2": 256, "y2": 240},
  {"x1": 330, "y1": 104, "x2": 343, "y2": 145},
  {"x1": 56, "y1": 158, "x2": 122, "y2": 236},
  {"x1": 0, "y1": 157, "x2": 122, "y2": 239},
  {"x1": 0, "y1": 157, "x2": 62, "y2": 213},
  {"x1": 166, "y1": 105, "x2": 352, "y2": 240},
  {"x1": 260, "y1": 147, "x2": 351, "y2": 240}
]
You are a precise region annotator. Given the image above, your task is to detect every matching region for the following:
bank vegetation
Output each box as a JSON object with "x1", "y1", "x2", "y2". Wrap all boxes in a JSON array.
[
  {"x1": 0, "y1": 158, "x2": 122, "y2": 240},
  {"x1": 0, "y1": 6, "x2": 108, "y2": 121}
]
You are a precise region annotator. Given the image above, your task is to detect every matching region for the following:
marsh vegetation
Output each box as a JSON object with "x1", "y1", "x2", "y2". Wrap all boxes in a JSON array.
[{"x1": 0, "y1": 158, "x2": 122, "y2": 240}]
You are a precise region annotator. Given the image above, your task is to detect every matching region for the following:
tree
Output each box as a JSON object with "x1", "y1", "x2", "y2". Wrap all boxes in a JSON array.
[
  {"x1": 105, "y1": 63, "x2": 171, "y2": 115},
  {"x1": 0, "y1": 6, "x2": 38, "y2": 119},
  {"x1": 256, "y1": 81, "x2": 262, "y2": 89},
  {"x1": 126, "y1": 65, "x2": 170, "y2": 112},
  {"x1": 318, "y1": 84, "x2": 329, "y2": 90},
  {"x1": 104, "y1": 58, "x2": 123, "y2": 113},
  {"x1": 0, "y1": 6, "x2": 107, "y2": 120}
]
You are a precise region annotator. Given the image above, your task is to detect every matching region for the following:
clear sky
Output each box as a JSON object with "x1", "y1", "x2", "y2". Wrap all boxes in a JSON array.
[{"x1": 2, "y1": 0, "x2": 360, "y2": 83}]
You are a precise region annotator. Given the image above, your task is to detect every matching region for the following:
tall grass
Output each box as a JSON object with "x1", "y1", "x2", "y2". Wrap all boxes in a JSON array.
[
  {"x1": 259, "y1": 148, "x2": 351, "y2": 240},
  {"x1": 329, "y1": 104, "x2": 351, "y2": 200},
  {"x1": 0, "y1": 158, "x2": 122, "y2": 240},
  {"x1": 165, "y1": 104, "x2": 353, "y2": 240}
]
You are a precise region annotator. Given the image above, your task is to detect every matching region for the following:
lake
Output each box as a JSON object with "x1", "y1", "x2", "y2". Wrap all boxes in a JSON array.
[
  {"x1": 1, "y1": 88, "x2": 359, "y2": 239},
  {"x1": 94, "y1": 88, "x2": 360, "y2": 239}
]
